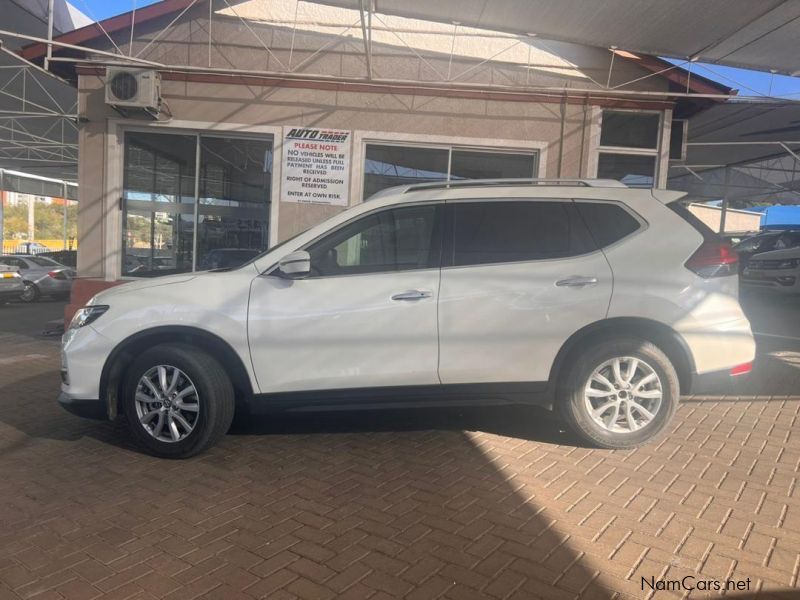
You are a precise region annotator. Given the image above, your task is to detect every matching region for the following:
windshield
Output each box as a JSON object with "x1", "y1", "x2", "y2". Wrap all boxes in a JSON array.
[{"x1": 733, "y1": 233, "x2": 778, "y2": 253}]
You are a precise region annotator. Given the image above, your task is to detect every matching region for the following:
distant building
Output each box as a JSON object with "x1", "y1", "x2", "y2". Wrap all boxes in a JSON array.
[{"x1": 688, "y1": 203, "x2": 762, "y2": 233}]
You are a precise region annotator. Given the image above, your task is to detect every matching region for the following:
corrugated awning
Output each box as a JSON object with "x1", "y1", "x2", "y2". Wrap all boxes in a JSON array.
[{"x1": 313, "y1": 0, "x2": 800, "y2": 75}]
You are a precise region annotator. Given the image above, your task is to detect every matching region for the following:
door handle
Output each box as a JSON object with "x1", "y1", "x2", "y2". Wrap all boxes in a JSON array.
[
  {"x1": 555, "y1": 276, "x2": 598, "y2": 287},
  {"x1": 391, "y1": 289, "x2": 433, "y2": 301}
]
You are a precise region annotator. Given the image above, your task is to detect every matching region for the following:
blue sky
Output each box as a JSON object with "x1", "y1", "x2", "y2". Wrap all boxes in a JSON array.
[{"x1": 76, "y1": 0, "x2": 800, "y2": 98}]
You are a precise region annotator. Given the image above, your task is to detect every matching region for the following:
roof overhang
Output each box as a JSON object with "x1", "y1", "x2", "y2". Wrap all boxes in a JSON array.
[{"x1": 308, "y1": 0, "x2": 800, "y2": 75}]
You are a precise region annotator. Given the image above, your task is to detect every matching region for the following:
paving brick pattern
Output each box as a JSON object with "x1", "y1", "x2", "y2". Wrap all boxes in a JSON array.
[{"x1": 0, "y1": 327, "x2": 799, "y2": 599}]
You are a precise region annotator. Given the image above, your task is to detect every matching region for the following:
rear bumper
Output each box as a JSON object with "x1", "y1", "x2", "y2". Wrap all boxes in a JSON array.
[
  {"x1": 57, "y1": 392, "x2": 106, "y2": 420},
  {"x1": 33, "y1": 277, "x2": 72, "y2": 294},
  {"x1": 686, "y1": 368, "x2": 750, "y2": 396}
]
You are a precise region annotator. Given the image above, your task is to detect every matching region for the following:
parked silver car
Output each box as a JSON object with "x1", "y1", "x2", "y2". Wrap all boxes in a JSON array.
[
  {"x1": 0, "y1": 255, "x2": 75, "y2": 302},
  {"x1": 0, "y1": 264, "x2": 24, "y2": 303}
]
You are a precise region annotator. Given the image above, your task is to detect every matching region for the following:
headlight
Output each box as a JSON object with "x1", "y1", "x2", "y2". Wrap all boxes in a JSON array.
[{"x1": 69, "y1": 305, "x2": 109, "y2": 329}]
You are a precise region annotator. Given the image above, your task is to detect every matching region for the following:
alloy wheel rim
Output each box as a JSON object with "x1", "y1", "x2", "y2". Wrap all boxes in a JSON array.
[
  {"x1": 583, "y1": 356, "x2": 663, "y2": 434},
  {"x1": 134, "y1": 365, "x2": 199, "y2": 443},
  {"x1": 21, "y1": 283, "x2": 35, "y2": 301}
]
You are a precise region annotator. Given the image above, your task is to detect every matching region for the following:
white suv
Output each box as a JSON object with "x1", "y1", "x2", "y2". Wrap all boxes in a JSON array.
[{"x1": 60, "y1": 180, "x2": 756, "y2": 458}]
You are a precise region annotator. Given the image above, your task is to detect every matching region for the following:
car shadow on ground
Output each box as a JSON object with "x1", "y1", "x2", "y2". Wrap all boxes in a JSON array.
[
  {"x1": 0, "y1": 368, "x2": 585, "y2": 450},
  {"x1": 0, "y1": 375, "x2": 622, "y2": 597}
]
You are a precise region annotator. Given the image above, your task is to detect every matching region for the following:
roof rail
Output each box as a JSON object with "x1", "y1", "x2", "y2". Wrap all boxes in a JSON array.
[{"x1": 401, "y1": 178, "x2": 627, "y2": 193}]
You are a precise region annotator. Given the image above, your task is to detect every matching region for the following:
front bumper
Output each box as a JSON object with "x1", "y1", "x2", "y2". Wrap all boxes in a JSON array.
[
  {"x1": 741, "y1": 269, "x2": 800, "y2": 293},
  {"x1": 57, "y1": 392, "x2": 107, "y2": 420}
]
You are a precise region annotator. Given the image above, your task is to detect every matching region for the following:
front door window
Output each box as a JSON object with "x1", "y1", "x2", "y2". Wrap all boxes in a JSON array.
[{"x1": 307, "y1": 204, "x2": 442, "y2": 276}]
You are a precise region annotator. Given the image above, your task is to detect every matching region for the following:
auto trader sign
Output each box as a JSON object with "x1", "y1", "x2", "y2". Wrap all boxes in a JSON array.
[{"x1": 281, "y1": 127, "x2": 351, "y2": 206}]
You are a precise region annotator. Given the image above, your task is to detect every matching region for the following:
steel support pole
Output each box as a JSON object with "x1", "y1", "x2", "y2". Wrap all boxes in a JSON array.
[
  {"x1": 719, "y1": 166, "x2": 731, "y2": 234},
  {"x1": 45, "y1": 0, "x2": 55, "y2": 71},
  {"x1": 62, "y1": 181, "x2": 67, "y2": 250},
  {"x1": 192, "y1": 134, "x2": 200, "y2": 272}
]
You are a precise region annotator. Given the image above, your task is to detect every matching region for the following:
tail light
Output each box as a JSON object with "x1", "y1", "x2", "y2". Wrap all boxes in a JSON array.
[
  {"x1": 685, "y1": 241, "x2": 738, "y2": 278},
  {"x1": 48, "y1": 270, "x2": 67, "y2": 280}
]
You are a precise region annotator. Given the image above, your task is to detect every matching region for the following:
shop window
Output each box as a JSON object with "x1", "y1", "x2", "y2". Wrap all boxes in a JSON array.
[
  {"x1": 597, "y1": 110, "x2": 661, "y2": 187},
  {"x1": 122, "y1": 131, "x2": 273, "y2": 277},
  {"x1": 363, "y1": 143, "x2": 538, "y2": 200},
  {"x1": 197, "y1": 136, "x2": 272, "y2": 271},
  {"x1": 597, "y1": 153, "x2": 657, "y2": 188},
  {"x1": 599, "y1": 111, "x2": 659, "y2": 150},
  {"x1": 122, "y1": 132, "x2": 197, "y2": 277},
  {"x1": 363, "y1": 145, "x2": 449, "y2": 199},
  {"x1": 450, "y1": 150, "x2": 536, "y2": 180}
]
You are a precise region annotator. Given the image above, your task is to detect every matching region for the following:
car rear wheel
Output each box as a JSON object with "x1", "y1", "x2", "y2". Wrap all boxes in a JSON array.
[
  {"x1": 122, "y1": 343, "x2": 235, "y2": 458},
  {"x1": 20, "y1": 282, "x2": 39, "y2": 303},
  {"x1": 558, "y1": 337, "x2": 679, "y2": 449}
]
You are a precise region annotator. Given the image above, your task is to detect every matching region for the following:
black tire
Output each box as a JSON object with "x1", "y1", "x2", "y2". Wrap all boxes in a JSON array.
[
  {"x1": 121, "y1": 343, "x2": 235, "y2": 458},
  {"x1": 557, "y1": 337, "x2": 679, "y2": 449},
  {"x1": 20, "y1": 281, "x2": 40, "y2": 303}
]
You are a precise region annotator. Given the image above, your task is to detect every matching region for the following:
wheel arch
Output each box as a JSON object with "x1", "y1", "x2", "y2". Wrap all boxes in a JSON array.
[
  {"x1": 100, "y1": 325, "x2": 255, "y2": 419},
  {"x1": 549, "y1": 317, "x2": 695, "y2": 395}
]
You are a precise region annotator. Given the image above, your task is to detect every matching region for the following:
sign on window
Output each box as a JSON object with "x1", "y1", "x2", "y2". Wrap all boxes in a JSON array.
[{"x1": 281, "y1": 127, "x2": 351, "y2": 206}]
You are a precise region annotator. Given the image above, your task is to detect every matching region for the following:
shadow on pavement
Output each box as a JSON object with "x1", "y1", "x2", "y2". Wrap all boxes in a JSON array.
[{"x1": 0, "y1": 376, "x2": 614, "y2": 597}]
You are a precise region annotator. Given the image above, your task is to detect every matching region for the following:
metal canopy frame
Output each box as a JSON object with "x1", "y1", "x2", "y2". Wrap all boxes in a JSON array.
[{"x1": 0, "y1": 0, "x2": 88, "y2": 182}]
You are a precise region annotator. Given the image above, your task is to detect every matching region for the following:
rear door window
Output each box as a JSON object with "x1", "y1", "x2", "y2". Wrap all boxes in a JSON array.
[{"x1": 447, "y1": 201, "x2": 595, "y2": 267}]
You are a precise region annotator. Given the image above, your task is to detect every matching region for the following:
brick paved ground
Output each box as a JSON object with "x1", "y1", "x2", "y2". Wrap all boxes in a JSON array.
[{"x1": 0, "y1": 297, "x2": 798, "y2": 599}]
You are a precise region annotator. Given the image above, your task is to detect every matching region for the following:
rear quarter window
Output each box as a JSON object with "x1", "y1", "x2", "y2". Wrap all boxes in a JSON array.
[
  {"x1": 667, "y1": 201, "x2": 719, "y2": 241},
  {"x1": 575, "y1": 202, "x2": 642, "y2": 248}
]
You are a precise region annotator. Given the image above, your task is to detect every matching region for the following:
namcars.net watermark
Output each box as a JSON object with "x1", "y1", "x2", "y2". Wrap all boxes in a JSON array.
[{"x1": 642, "y1": 576, "x2": 752, "y2": 593}]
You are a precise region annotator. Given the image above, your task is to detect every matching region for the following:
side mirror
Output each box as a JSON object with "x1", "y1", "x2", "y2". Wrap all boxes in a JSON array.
[{"x1": 277, "y1": 250, "x2": 311, "y2": 279}]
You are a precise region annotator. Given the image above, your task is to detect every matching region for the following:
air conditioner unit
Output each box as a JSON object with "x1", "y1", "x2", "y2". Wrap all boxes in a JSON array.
[{"x1": 105, "y1": 67, "x2": 161, "y2": 114}]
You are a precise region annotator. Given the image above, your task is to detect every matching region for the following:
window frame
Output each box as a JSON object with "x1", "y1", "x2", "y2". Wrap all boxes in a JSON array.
[
  {"x1": 596, "y1": 108, "x2": 664, "y2": 188},
  {"x1": 441, "y1": 198, "x2": 603, "y2": 270},
  {"x1": 297, "y1": 201, "x2": 446, "y2": 279}
]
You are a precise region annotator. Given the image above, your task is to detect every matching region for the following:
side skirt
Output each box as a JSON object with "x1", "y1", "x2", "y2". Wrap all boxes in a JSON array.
[{"x1": 245, "y1": 382, "x2": 552, "y2": 414}]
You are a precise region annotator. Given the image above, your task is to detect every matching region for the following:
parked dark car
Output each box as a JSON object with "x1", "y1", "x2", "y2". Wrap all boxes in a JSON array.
[{"x1": 732, "y1": 230, "x2": 800, "y2": 273}]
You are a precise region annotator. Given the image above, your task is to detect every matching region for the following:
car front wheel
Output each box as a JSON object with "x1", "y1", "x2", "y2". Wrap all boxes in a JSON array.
[
  {"x1": 558, "y1": 337, "x2": 679, "y2": 449},
  {"x1": 122, "y1": 343, "x2": 235, "y2": 458}
]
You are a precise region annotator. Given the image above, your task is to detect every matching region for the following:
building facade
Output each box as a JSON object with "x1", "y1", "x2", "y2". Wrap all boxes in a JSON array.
[{"x1": 20, "y1": 0, "x2": 729, "y2": 282}]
